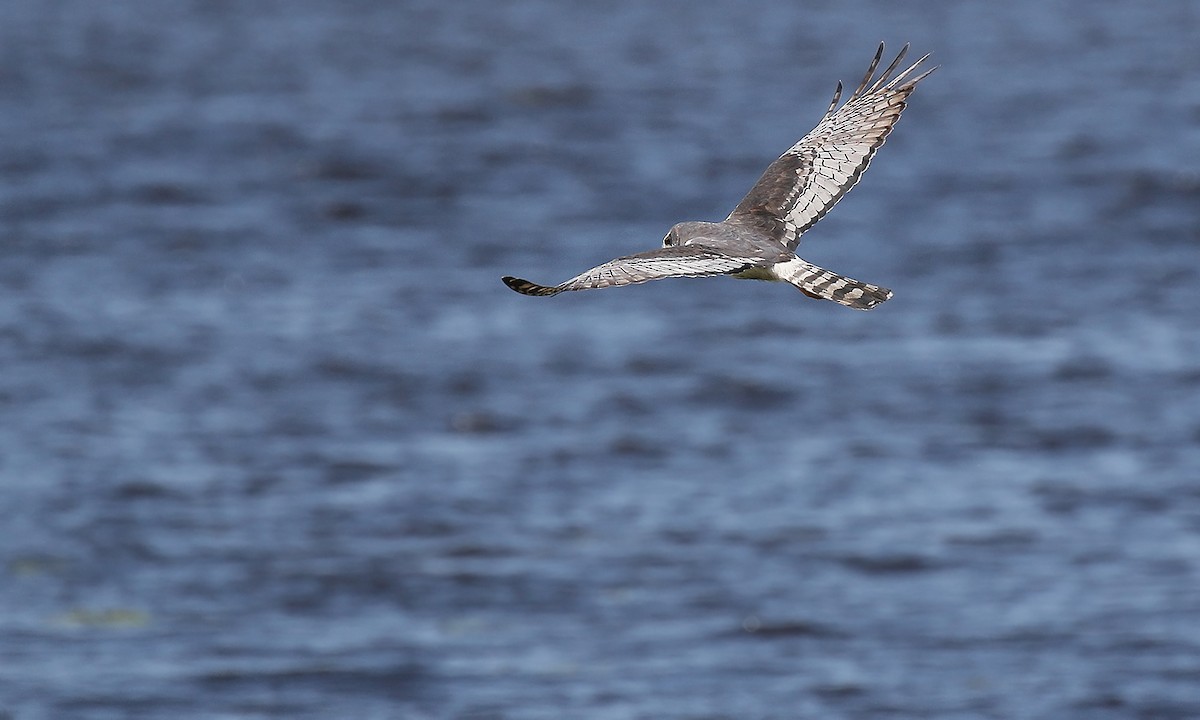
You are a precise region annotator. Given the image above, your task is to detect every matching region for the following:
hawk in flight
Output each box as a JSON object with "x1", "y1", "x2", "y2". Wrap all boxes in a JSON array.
[{"x1": 502, "y1": 43, "x2": 934, "y2": 310}]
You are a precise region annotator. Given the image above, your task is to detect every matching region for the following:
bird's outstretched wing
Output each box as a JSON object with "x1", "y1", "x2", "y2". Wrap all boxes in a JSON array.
[
  {"x1": 727, "y1": 43, "x2": 935, "y2": 250},
  {"x1": 502, "y1": 245, "x2": 762, "y2": 296}
]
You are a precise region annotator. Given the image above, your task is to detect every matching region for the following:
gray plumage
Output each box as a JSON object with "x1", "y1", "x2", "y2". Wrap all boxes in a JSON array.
[{"x1": 502, "y1": 43, "x2": 934, "y2": 311}]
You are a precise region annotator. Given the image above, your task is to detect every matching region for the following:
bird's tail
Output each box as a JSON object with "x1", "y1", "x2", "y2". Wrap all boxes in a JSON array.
[{"x1": 775, "y1": 257, "x2": 892, "y2": 310}]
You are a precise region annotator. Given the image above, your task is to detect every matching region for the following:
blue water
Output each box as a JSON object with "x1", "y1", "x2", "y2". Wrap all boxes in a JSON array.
[{"x1": 2, "y1": 1, "x2": 1200, "y2": 718}]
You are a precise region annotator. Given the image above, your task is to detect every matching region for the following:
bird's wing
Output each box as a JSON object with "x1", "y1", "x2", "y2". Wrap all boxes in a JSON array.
[
  {"x1": 727, "y1": 43, "x2": 934, "y2": 250},
  {"x1": 502, "y1": 245, "x2": 762, "y2": 296}
]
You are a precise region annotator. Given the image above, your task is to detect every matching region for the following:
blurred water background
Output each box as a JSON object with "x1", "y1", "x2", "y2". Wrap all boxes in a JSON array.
[{"x1": 2, "y1": 1, "x2": 1200, "y2": 718}]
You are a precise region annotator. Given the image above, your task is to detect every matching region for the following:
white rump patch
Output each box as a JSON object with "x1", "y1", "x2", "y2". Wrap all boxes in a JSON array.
[{"x1": 767, "y1": 256, "x2": 809, "y2": 282}]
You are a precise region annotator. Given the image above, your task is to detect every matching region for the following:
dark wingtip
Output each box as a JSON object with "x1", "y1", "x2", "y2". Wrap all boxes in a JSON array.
[
  {"x1": 906, "y1": 64, "x2": 939, "y2": 88},
  {"x1": 502, "y1": 275, "x2": 560, "y2": 296}
]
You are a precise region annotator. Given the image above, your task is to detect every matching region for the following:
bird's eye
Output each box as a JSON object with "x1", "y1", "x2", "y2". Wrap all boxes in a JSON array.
[{"x1": 663, "y1": 233, "x2": 673, "y2": 246}]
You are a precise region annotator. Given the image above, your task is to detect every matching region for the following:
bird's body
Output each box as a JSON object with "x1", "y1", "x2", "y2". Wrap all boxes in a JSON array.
[{"x1": 502, "y1": 43, "x2": 934, "y2": 311}]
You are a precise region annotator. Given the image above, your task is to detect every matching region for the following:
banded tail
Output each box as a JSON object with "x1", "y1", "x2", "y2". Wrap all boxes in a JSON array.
[{"x1": 774, "y1": 257, "x2": 892, "y2": 310}]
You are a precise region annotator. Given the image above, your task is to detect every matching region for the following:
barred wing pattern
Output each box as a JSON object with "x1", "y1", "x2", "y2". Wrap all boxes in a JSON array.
[
  {"x1": 728, "y1": 43, "x2": 934, "y2": 250},
  {"x1": 502, "y1": 246, "x2": 762, "y2": 296}
]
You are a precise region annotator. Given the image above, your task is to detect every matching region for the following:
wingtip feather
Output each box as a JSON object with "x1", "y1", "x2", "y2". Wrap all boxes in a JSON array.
[
  {"x1": 824, "y1": 81, "x2": 844, "y2": 119},
  {"x1": 869, "y1": 44, "x2": 911, "y2": 93},
  {"x1": 851, "y1": 44, "x2": 888, "y2": 100},
  {"x1": 902, "y1": 63, "x2": 939, "y2": 90},
  {"x1": 502, "y1": 275, "x2": 562, "y2": 296}
]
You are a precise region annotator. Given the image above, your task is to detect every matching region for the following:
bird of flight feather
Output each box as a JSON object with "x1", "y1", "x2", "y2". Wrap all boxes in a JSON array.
[{"x1": 502, "y1": 43, "x2": 935, "y2": 310}]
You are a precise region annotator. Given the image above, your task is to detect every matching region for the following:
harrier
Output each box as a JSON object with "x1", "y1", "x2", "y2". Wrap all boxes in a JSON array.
[{"x1": 502, "y1": 43, "x2": 934, "y2": 310}]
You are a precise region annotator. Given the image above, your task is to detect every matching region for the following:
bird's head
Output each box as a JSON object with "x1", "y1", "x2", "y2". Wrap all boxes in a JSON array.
[{"x1": 664, "y1": 221, "x2": 719, "y2": 247}]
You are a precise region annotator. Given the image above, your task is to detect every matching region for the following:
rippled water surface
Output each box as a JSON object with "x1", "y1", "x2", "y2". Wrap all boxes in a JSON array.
[{"x1": 3, "y1": 2, "x2": 1200, "y2": 718}]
